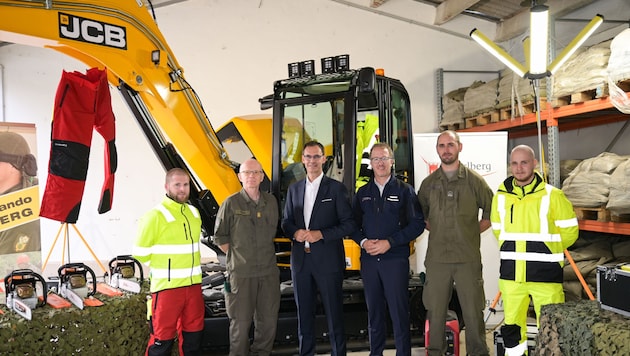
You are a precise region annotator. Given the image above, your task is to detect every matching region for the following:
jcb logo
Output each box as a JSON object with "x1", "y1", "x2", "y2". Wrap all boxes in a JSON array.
[{"x1": 59, "y1": 13, "x2": 127, "y2": 49}]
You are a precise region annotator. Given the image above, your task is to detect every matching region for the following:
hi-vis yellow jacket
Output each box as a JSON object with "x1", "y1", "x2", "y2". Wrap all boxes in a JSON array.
[
  {"x1": 491, "y1": 173, "x2": 579, "y2": 283},
  {"x1": 133, "y1": 196, "x2": 203, "y2": 293}
]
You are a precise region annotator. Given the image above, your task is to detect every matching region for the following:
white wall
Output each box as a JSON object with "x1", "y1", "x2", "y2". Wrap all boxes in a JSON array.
[{"x1": 0, "y1": 0, "x2": 627, "y2": 266}]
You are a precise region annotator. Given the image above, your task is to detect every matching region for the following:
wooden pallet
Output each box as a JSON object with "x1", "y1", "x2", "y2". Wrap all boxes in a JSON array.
[
  {"x1": 574, "y1": 205, "x2": 610, "y2": 222},
  {"x1": 464, "y1": 110, "x2": 499, "y2": 128},
  {"x1": 499, "y1": 100, "x2": 547, "y2": 120},
  {"x1": 552, "y1": 88, "x2": 602, "y2": 107},
  {"x1": 611, "y1": 213, "x2": 630, "y2": 223},
  {"x1": 439, "y1": 122, "x2": 465, "y2": 131}
]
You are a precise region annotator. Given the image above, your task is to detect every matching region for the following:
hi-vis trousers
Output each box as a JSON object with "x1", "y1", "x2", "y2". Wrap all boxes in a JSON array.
[{"x1": 40, "y1": 67, "x2": 117, "y2": 223}]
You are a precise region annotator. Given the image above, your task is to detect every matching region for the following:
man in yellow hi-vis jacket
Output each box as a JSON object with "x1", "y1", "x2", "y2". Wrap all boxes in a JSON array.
[
  {"x1": 491, "y1": 145, "x2": 579, "y2": 356},
  {"x1": 134, "y1": 168, "x2": 204, "y2": 356}
]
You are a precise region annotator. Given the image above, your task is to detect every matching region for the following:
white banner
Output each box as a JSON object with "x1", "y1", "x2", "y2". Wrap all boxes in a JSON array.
[{"x1": 412, "y1": 131, "x2": 507, "y2": 326}]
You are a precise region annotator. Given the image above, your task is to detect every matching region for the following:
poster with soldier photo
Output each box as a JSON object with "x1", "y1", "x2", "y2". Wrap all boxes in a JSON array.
[{"x1": 0, "y1": 123, "x2": 42, "y2": 301}]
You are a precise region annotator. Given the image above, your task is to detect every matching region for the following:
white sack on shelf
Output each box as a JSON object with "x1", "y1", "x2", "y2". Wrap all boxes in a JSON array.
[
  {"x1": 496, "y1": 69, "x2": 547, "y2": 115},
  {"x1": 440, "y1": 86, "x2": 467, "y2": 127},
  {"x1": 560, "y1": 159, "x2": 583, "y2": 185},
  {"x1": 607, "y1": 29, "x2": 630, "y2": 113},
  {"x1": 463, "y1": 79, "x2": 498, "y2": 116},
  {"x1": 606, "y1": 157, "x2": 630, "y2": 213},
  {"x1": 561, "y1": 152, "x2": 627, "y2": 207},
  {"x1": 553, "y1": 40, "x2": 612, "y2": 98},
  {"x1": 607, "y1": 28, "x2": 630, "y2": 83}
]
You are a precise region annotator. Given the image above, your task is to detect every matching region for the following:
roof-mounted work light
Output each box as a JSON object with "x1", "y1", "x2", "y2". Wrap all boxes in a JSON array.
[
  {"x1": 321, "y1": 57, "x2": 336, "y2": 74},
  {"x1": 321, "y1": 54, "x2": 350, "y2": 74},
  {"x1": 287, "y1": 59, "x2": 315, "y2": 78},
  {"x1": 288, "y1": 62, "x2": 300, "y2": 78},
  {"x1": 335, "y1": 54, "x2": 350, "y2": 71},
  {"x1": 300, "y1": 60, "x2": 315, "y2": 76}
]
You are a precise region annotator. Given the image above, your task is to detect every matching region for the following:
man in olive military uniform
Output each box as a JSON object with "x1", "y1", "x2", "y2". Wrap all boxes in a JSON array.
[{"x1": 0, "y1": 131, "x2": 41, "y2": 255}]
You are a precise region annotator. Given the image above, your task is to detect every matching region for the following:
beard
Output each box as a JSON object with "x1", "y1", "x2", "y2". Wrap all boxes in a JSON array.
[
  {"x1": 168, "y1": 191, "x2": 189, "y2": 204},
  {"x1": 440, "y1": 153, "x2": 457, "y2": 165}
]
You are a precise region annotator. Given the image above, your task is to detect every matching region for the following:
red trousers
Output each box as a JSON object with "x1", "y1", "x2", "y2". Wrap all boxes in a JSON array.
[
  {"x1": 147, "y1": 284, "x2": 205, "y2": 356},
  {"x1": 40, "y1": 67, "x2": 117, "y2": 223}
]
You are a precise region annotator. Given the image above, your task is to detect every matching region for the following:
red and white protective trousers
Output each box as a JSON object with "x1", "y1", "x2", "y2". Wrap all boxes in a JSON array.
[{"x1": 40, "y1": 67, "x2": 117, "y2": 223}]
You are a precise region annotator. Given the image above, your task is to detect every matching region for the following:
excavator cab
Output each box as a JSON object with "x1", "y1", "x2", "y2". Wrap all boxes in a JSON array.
[{"x1": 263, "y1": 62, "x2": 414, "y2": 206}]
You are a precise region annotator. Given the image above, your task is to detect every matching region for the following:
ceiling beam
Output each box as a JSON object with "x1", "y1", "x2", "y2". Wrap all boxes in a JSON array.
[
  {"x1": 434, "y1": 0, "x2": 481, "y2": 25},
  {"x1": 494, "y1": 0, "x2": 598, "y2": 42}
]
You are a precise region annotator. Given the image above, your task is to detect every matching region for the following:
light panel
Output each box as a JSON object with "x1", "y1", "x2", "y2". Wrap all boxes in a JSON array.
[
  {"x1": 529, "y1": 5, "x2": 549, "y2": 75},
  {"x1": 470, "y1": 29, "x2": 527, "y2": 78},
  {"x1": 548, "y1": 14, "x2": 604, "y2": 75}
]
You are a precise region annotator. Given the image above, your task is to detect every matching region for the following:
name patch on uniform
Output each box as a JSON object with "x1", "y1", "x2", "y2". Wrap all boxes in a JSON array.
[
  {"x1": 235, "y1": 209, "x2": 250, "y2": 216},
  {"x1": 386, "y1": 196, "x2": 400, "y2": 202},
  {"x1": 321, "y1": 198, "x2": 333, "y2": 203}
]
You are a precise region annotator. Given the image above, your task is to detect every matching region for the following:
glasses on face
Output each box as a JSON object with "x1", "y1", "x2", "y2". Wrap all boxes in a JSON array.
[
  {"x1": 303, "y1": 154, "x2": 323, "y2": 160},
  {"x1": 240, "y1": 170, "x2": 263, "y2": 176},
  {"x1": 370, "y1": 157, "x2": 392, "y2": 163}
]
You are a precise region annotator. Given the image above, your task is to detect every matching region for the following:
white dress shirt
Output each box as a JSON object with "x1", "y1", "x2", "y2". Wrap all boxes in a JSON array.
[{"x1": 303, "y1": 172, "x2": 324, "y2": 248}]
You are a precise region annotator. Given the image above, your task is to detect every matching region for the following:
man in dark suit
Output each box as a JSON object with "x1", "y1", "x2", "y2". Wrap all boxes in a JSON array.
[{"x1": 282, "y1": 141, "x2": 356, "y2": 356}]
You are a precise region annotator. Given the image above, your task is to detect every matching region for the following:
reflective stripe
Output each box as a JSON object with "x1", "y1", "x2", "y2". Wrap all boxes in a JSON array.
[
  {"x1": 500, "y1": 232, "x2": 562, "y2": 242},
  {"x1": 497, "y1": 194, "x2": 506, "y2": 231},
  {"x1": 156, "y1": 204, "x2": 175, "y2": 222},
  {"x1": 538, "y1": 185, "x2": 553, "y2": 235},
  {"x1": 492, "y1": 222, "x2": 502, "y2": 230},
  {"x1": 133, "y1": 243, "x2": 199, "y2": 256},
  {"x1": 500, "y1": 251, "x2": 564, "y2": 262},
  {"x1": 189, "y1": 205, "x2": 200, "y2": 218},
  {"x1": 132, "y1": 245, "x2": 152, "y2": 258},
  {"x1": 505, "y1": 341, "x2": 528, "y2": 356},
  {"x1": 556, "y1": 217, "x2": 578, "y2": 228},
  {"x1": 151, "y1": 266, "x2": 202, "y2": 279},
  {"x1": 151, "y1": 243, "x2": 199, "y2": 255}
]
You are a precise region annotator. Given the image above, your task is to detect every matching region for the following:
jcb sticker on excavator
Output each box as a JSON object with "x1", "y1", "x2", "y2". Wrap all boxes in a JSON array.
[{"x1": 58, "y1": 12, "x2": 127, "y2": 49}]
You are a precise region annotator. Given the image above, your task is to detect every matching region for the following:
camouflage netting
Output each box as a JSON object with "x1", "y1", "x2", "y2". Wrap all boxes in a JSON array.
[
  {"x1": 553, "y1": 40, "x2": 612, "y2": 99},
  {"x1": 0, "y1": 283, "x2": 152, "y2": 355},
  {"x1": 535, "y1": 300, "x2": 630, "y2": 356},
  {"x1": 562, "y1": 152, "x2": 629, "y2": 207},
  {"x1": 440, "y1": 86, "x2": 467, "y2": 128},
  {"x1": 463, "y1": 79, "x2": 499, "y2": 117}
]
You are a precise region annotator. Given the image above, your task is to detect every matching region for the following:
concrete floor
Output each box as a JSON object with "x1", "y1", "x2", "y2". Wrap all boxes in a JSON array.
[{"x1": 328, "y1": 328, "x2": 499, "y2": 355}]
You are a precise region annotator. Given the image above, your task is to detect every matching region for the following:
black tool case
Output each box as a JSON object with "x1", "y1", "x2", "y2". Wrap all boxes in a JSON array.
[{"x1": 596, "y1": 263, "x2": 630, "y2": 317}]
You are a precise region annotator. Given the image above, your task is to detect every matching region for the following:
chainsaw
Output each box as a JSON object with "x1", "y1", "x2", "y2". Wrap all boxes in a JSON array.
[
  {"x1": 107, "y1": 255, "x2": 144, "y2": 293},
  {"x1": 57, "y1": 263, "x2": 96, "y2": 309},
  {"x1": 4, "y1": 269, "x2": 47, "y2": 320}
]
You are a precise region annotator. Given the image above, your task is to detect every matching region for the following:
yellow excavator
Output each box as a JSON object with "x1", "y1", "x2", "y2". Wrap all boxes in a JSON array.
[{"x1": 0, "y1": 1, "x2": 462, "y2": 352}]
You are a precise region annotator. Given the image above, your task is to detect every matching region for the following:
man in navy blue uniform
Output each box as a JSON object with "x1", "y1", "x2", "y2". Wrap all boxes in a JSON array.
[
  {"x1": 351, "y1": 142, "x2": 425, "y2": 356},
  {"x1": 282, "y1": 141, "x2": 356, "y2": 356}
]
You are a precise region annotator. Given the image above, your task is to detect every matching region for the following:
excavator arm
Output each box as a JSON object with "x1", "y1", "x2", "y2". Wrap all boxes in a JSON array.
[{"x1": 0, "y1": 0, "x2": 240, "y2": 249}]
